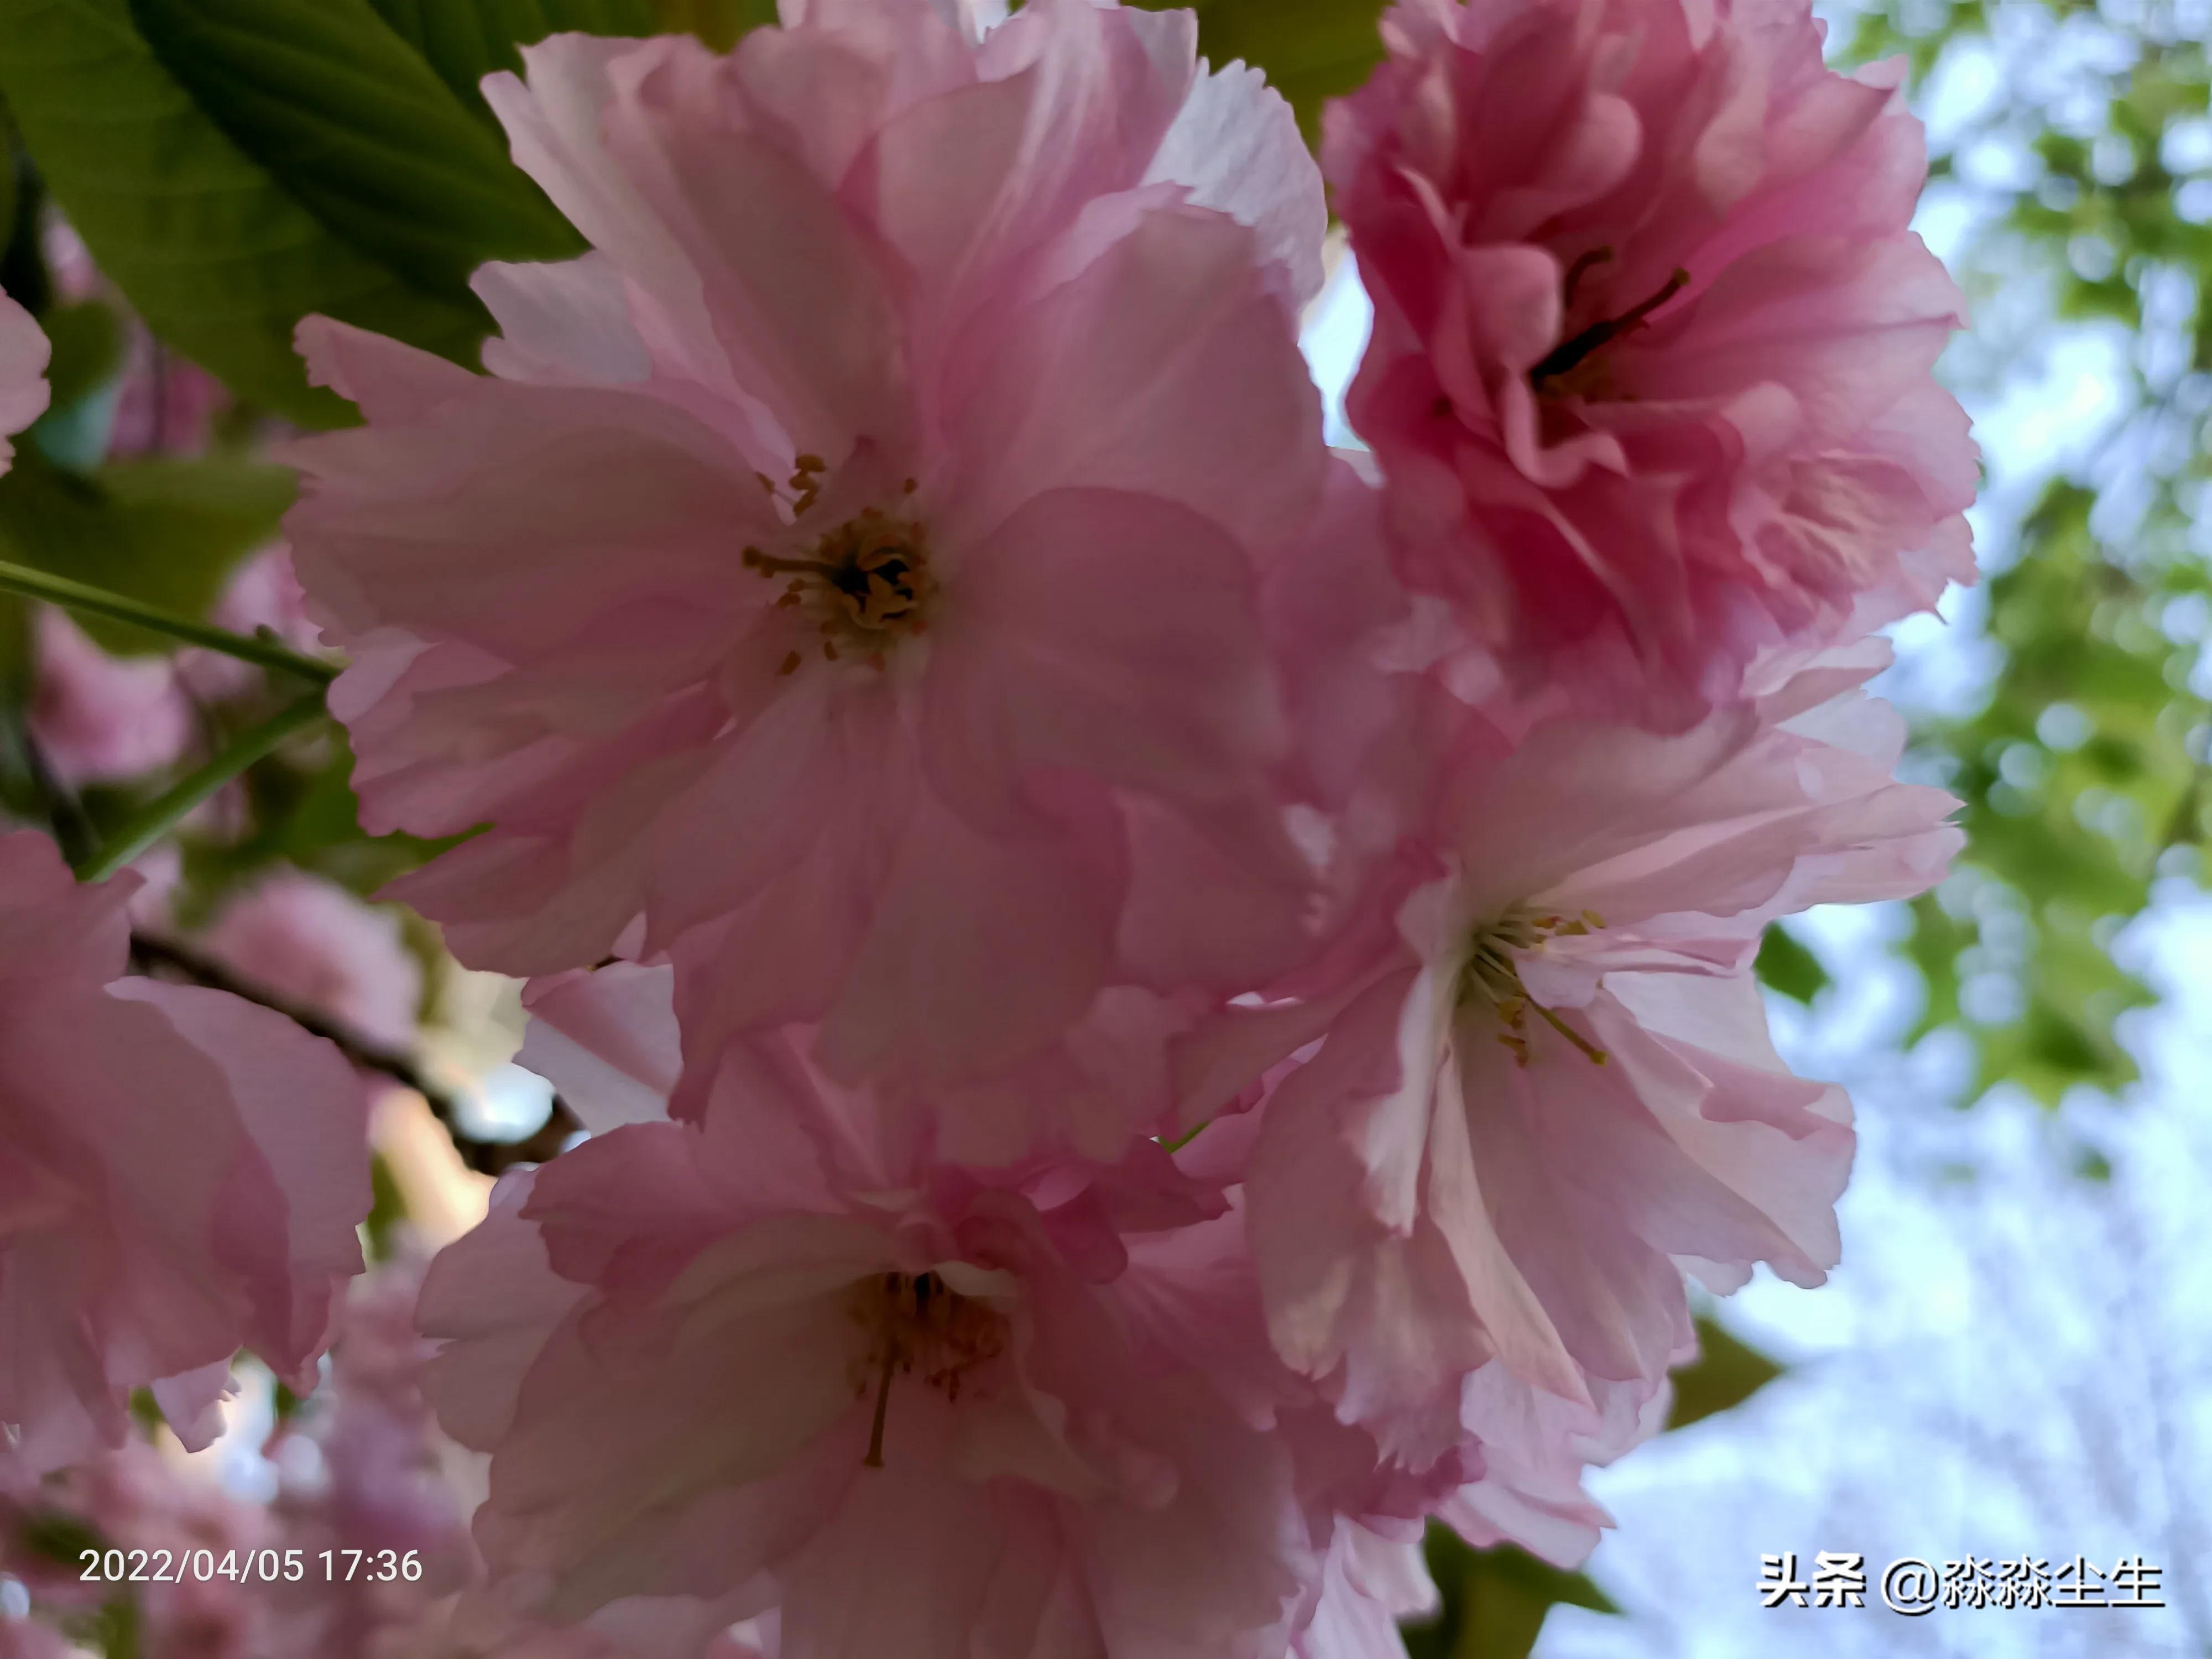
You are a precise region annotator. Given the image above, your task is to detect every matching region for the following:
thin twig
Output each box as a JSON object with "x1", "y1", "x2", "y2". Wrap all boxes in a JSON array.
[
  {"x1": 3, "y1": 717, "x2": 96, "y2": 868},
  {"x1": 128, "y1": 931, "x2": 582, "y2": 1176}
]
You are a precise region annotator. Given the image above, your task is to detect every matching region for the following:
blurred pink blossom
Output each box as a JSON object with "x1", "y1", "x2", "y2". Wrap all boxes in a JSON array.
[
  {"x1": 0, "y1": 1437, "x2": 271, "y2": 1659},
  {"x1": 25, "y1": 607, "x2": 196, "y2": 786},
  {"x1": 200, "y1": 870, "x2": 422, "y2": 1052},
  {"x1": 0, "y1": 832, "x2": 369, "y2": 1474},
  {"x1": 0, "y1": 288, "x2": 49, "y2": 474}
]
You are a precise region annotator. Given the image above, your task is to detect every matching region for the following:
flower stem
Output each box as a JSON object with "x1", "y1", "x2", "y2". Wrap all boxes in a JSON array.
[
  {"x1": 72, "y1": 692, "x2": 328, "y2": 882},
  {"x1": 0, "y1": 557, "x2": 339, "y2": 685}
]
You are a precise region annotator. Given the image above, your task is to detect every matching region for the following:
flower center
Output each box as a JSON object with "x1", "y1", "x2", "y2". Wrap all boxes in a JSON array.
[
  {"x1": 1456, "y1": 905, "x2": 1610, "y2": 1068},
  {"x1": 1528, "y1": 251, "x2": 1690, "y2": 397},
  {"x1": 848, "y1": 1270, "x2": 1008, "y2": 1469},
  {"x1": 743, "y1": 456, "x2": 937, "y2": 676}
]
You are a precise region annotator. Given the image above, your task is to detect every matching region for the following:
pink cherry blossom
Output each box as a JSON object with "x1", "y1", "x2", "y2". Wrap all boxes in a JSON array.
[
  {"x1": 283, "y1": 0, "x2": 1332, "y2": 1150},
  {"x1": 1330, "y1": 0, "x2": 1978, "y2": 727},
  {"x1": 418, "y1": 1095, "x2": 1341, "y2": 1658},
  {"x1": 1292, "y1": 1522, "x2": 1436, "y2": 1659},
  {"x1": 0, "y1": 832, "x2": 369, "y2": 1474},
  {"x1": 200, "y1": 869, "x2": 424, "y2": 1051},
  {"x1": 0, "y1": 287, "x2": 48, "y2": 473},
  {"x1": 25, "y1": 606, "x2": 196, "y2": 785},
  {"x1": 1223, "y1": 651, "x2": 1960, "y2": 1478}
]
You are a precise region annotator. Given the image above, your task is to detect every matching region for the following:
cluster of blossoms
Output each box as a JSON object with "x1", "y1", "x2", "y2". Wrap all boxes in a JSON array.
[{"x1": 0, "y1": 0, "x2": 1975, "y2": 1653}]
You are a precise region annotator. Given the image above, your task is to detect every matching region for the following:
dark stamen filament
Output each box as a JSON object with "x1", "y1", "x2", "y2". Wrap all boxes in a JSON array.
[{"x1": 1530, "y1": 267, "x2": 1691, "y2": 388}]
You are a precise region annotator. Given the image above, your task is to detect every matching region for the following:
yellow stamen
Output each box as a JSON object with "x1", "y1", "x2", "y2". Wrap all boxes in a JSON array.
[{"x1": 1458, "y1": 905, "x2": 1610, "y2": 1069}]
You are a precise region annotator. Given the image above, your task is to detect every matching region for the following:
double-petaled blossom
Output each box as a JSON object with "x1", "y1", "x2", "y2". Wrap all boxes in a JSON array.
[
  {"x1": 283, "y1": 0, "x2": 1337, "y2": 1163},
  {"x1": 1331, "y1": 0, "x2": 1977, "y2": 726},
  {"x1": 419, "y1": 1104, "x2": 1326, "y2": 1658},
  {"x1": 1222, "y1": 648, "x2": 1960, "y2": 1479},
  {"x1": 0, "y1": 832, "x2": 369, "y2": 1474},
  {"x1": 0, "y1": 287, "x2": 46, "y2": 473}
]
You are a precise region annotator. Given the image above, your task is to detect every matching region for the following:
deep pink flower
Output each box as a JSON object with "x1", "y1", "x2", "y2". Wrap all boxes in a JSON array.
[
  {"x1": 1331, "y1": 0, "x2": 1977, "y2": 726},
  {"x1": 1219, "y1": 652, "x2": 1960, "y2": 1474},
  {"x1": 284, "y1": 0, "x2": 1331, "y2": 1149},
  {"x1": 0, "y1": 832, "x2": 369, "y2": 1474},
  {"x1": 0, "y1": 288, "x2": 46, "y2": 472}
]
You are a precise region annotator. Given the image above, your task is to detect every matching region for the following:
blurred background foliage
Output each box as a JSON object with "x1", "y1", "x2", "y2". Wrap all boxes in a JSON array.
[
  {"x1": 1828, "y1": 0, "x2": 2211, "y2": 1109},
  {"x1": 0, "y1": 0, "x2": 2204, "y2": 1652}
]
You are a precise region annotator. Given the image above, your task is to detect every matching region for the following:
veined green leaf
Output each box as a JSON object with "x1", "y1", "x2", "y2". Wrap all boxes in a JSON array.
[
  {"x1": 367, "y1": 0, "x2": 655, "y2": 123},
  {"x1": 0, "y1": 0, "x2": 493, "y2": 425},
  {"x1": 128, "y1": 0, "x2": 586, "y2": 298}
]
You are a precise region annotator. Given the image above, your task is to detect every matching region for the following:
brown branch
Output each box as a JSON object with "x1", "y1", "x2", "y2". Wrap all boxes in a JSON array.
[{"x1": 128, "y1": 931, "x2": 582, "y2": 1176}]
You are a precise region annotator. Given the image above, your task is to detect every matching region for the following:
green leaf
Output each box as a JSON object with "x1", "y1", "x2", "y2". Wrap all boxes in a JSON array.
[
  {"x1": 1754, "y1": 923, "x2": 1829, "y2": 1004},
  {"x1": 1667, "y1": 1314, "x2": 1784, "y2": 1430},
  {"x1": 178, "y1": 723, "x2": 466, "y2": 905},
  {"x1": 127, "y1": 0, "x2": 586, "y2": 300},
  {"x1": 0, "y1": 448, "x2": 295, "y2": 654},
  {"x1": 653, "y1": 0, "x2": 774, "y2": 50},
  {"x1": 366, "y1": 0, "x2": 654, "y2": 123},
  {"x1": 1407, "y1": 1529, "x2": 1618, "y2": 1659},
  {"x1": 1136, "y1": 0, "x2": 1387, "y2": 145},
  {"x1": 0, "y1": 0, "x2": 492, "y2": 425}
]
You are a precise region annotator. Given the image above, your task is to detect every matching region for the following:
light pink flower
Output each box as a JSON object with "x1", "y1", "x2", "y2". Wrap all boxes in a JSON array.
[
  {"x1": 1292, "y1": 1521, "x2": 1436, "y2": 1659},
  {"x1": 0, "y1": 288, "x2": 48, "y2": 473},
  {"x1": 1331, "y1": 0, "x2": 1977, "y2": 726},
  {"x1": 0, "y1": 832, "x2": 369, "y2": 1474},
  {"x1": 1218, "y1": 652, "x2": 1959, "y2": 1478},
  {"x1": 201, "y1": 869, "x2": 424, "y2": 1051},
  {"x1": 418, "y1": 1097, "x2": 1335, "y2": 1659},
  {"x1": 25, "y1": 606, "x2": 196, "y2": 785},
  {"x1": 284, "y1": 0, "x2": 1331, "y2": 1147}
]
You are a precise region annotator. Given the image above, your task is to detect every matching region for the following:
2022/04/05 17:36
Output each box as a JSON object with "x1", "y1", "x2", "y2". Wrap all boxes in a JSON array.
[{"x1": 75, "y1": 1546, "x2": 423, "y2": 1584}]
